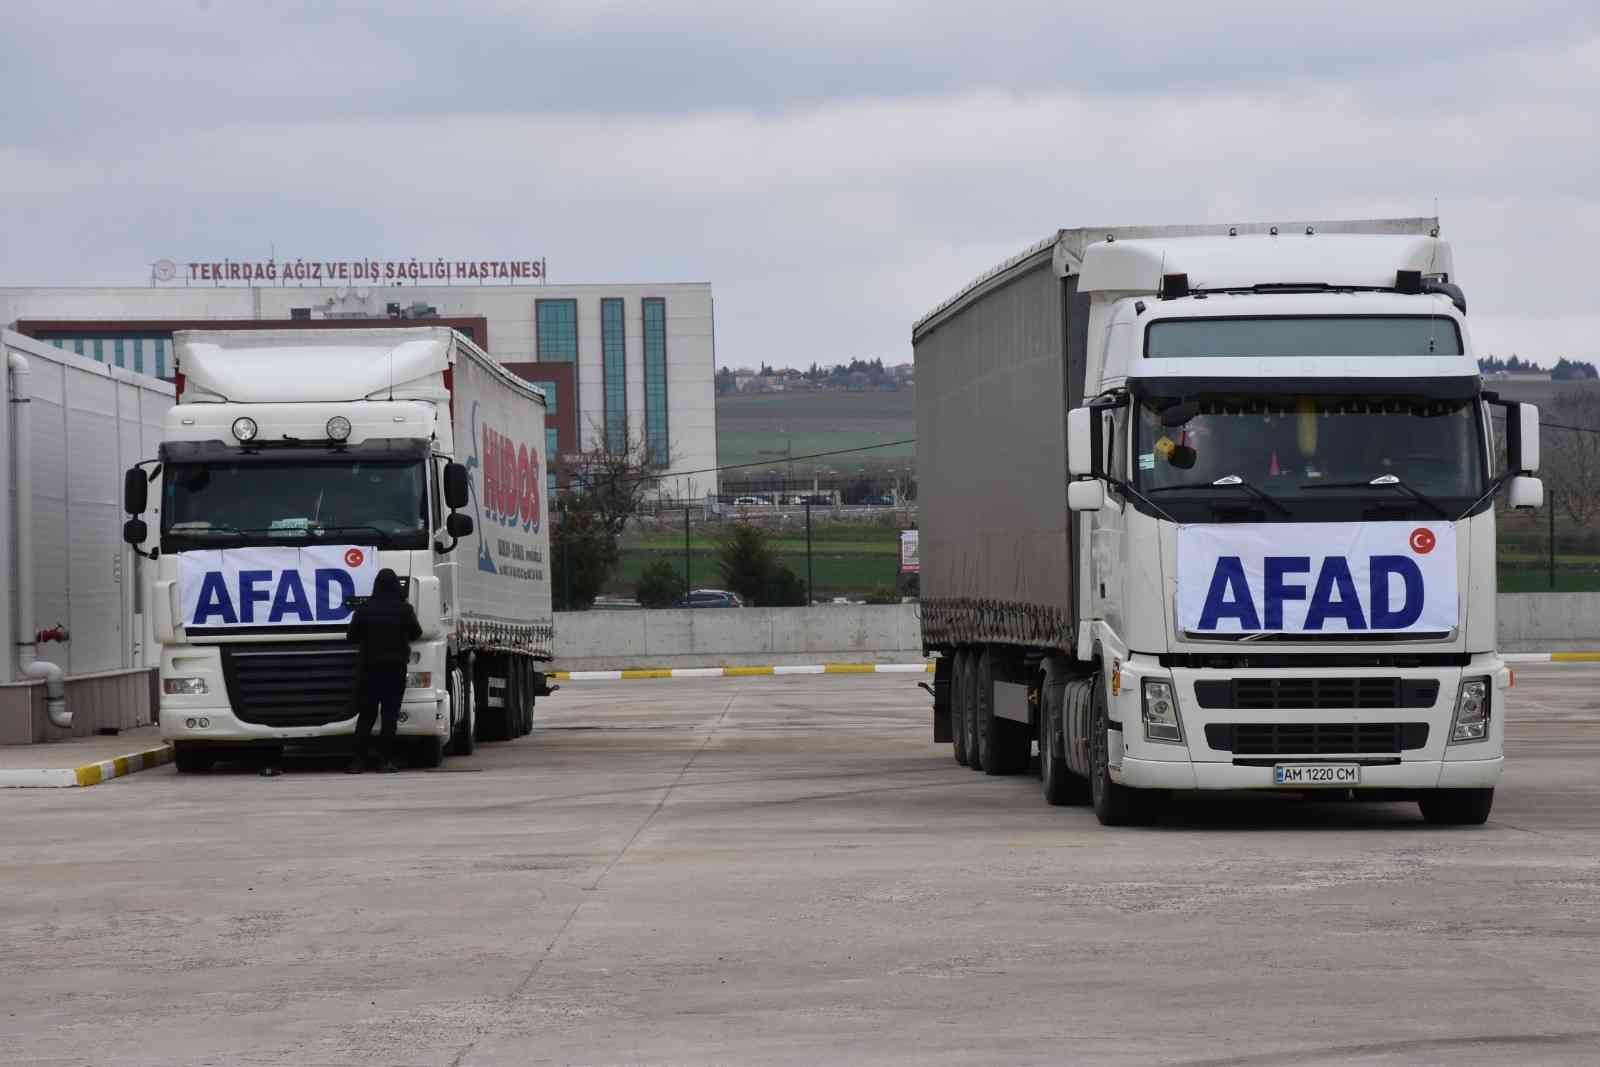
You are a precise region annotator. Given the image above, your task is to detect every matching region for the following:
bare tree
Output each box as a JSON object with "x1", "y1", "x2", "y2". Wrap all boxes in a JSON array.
[
  {"x1": 1541, "y1": 391, "x2": 1600, "y2": 527},
  {"x1": 555, "y1": 419, "x2": 664, "y2": 538}
]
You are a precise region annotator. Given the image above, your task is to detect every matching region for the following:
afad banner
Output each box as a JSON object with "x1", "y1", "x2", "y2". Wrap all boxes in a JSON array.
[
  {"x1": 178, "y1": 545, "x2": 380, "y2": 628},
  {"x1": 1177, "y1": 522, "x2": 1457, "y2": 636}
]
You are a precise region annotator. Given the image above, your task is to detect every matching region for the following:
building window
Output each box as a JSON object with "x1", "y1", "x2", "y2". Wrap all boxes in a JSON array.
[
  {"x1": 93, "y1": 338, "x2": 104, "y2": 362},
  {"x1": 114, "y1": 338, "x2": 125, "y2": 368},
  {"x1": 154, "y1": 337, "x2": 168, "y2": 378},
  {"x1": 73, "y1": 338, "x2": 84, "y2": 356},
  {"x1": 546, "y1": 427, "x2": 560, "y2": 464},
  {"x1": 532, "y1": 380, "x2": 558, "y2": 413},
  {"x1": 642, "y1": 297, "x2": 668, "y2": 467},
  {"x1": 132, "y1": 338, "x2": 144, "y2": 374},
  {"x1": 601, "y1": 297, "x2": 627, "y2": 455},
  {"x1": 536, "y1": 299, "x2": 578, "y2": 362}
]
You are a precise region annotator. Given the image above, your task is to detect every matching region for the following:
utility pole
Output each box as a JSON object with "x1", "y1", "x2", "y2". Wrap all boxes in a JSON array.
[
  {"x1": 1549, "y1": 489, "x2": 1556, "y2": 591},
  {"x1": 684, "y1": 506, "x2": 693, "y2": 597},
  {"x1": 805, "y1": 499, "x2": 814, "y2": 606}
]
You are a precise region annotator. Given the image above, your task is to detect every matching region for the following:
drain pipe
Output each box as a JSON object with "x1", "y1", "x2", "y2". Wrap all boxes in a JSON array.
[{"x1": 7, "y1": 352, "x2": 69, "y2": 729}]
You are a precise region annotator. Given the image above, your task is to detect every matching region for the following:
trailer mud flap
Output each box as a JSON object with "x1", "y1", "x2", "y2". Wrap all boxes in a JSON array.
[{"x1": 931, "y1": 657, "x2": 952, "y2": 743}]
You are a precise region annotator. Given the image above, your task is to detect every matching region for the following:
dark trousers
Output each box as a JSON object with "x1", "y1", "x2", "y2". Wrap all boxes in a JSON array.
[{"x1": 352, "y1": 665, "x2": 406, "y2": 763}]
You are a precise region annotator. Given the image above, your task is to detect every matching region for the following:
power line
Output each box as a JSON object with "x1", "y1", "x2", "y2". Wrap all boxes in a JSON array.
[{"x1": 555, "y1": 438, "x2": 916, "y2": 499}]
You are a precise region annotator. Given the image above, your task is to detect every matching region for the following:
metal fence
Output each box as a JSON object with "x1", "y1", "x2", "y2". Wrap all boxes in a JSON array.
[{"x1": 1498, "y1": 489, "x2": 1600, "y2": 592}]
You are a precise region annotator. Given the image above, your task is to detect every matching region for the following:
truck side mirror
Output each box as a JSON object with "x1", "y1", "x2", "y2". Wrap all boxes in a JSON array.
[
  {"x1": 1508, "y1": 475, "x2": 1543, "y2": 511},
  {"x1": 446, "y1": 511, "x2": 474, "y2": 538},
  {"x1": 124, "y1": 467, "x2": 148, "y2": 514},
  {"x1": 122, "y1": 518, "x2": 149, "y2": 546},
  {"x1": 1067, "y1": 408, "x2": 1096, "y2": 477},
  {"x1": 1512, "y1": 403, "x2": 1540, "y2": 473},
  {"x1": 443, "y1": 462, "x2": 470, "y2": 510},
  {"x1": 1067, "y1": 480, "x2": 1104, "y2": 512}
]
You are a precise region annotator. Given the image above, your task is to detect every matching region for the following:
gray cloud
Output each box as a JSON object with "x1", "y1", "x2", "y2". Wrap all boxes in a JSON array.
[{"x1": 2, "y1": 3, "x2": 1597, "y2": 367}]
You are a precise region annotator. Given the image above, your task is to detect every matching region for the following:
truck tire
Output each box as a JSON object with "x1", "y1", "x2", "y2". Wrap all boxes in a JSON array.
[
  {"x1": 1040, "y1": 685, "x2": 1090, "y2": 806},
  {"x1": 1090, "y1": 675, "x2": 1154, "y2": 826},
  {"x1": 976, "y1": 651, "x2": 1029, "y2": 775},
  {"x1": 172, "y1": 742, "x2": 213, "y2": 774},
  {"x1": 410, "y1": 734, "x2": 445, "y2": 769},
  {"x1": 961, "y1": 651, "x2": 983, "y2": 772},
  {"x1": 1419, "y1": 788, "x2": 1494, "y2": 826},
  {"x1": 447, "y1": 666, "x2": 475, "y2": 756},
  {"x1": 951, "y1": 652, "x2": 970, "y2": 766}
]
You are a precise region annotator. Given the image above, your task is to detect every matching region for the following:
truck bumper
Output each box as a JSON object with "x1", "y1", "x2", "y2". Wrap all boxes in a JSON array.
[
  {"x1": 1109, "y1": 653, "x2": 1509, "y2": 793},
  {"x1": 159, "y1": 690, "x2": 448, "y2": 744},
  {"x1": 1116, "y1": 754, "x2": 1503, "y2": 791}
]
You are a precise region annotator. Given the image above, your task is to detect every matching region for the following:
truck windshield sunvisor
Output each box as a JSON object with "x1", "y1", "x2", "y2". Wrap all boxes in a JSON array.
[
  {"x1": 1133, "y1": 394, "x2": 1487, "y2": 516},
  {"x1": 162, "y1": 459, "x2": 428, "y2": 550},
  {"x1": 1145, "y1": 316, "x2": 1464, "y2": 358},
  {"x1": 157, "y1": 437, "x2": 429, "y2": 464}
]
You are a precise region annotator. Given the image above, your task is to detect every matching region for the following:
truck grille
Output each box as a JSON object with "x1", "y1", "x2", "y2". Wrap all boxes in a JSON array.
[
  {"x1": 221, "y1": 643, "x2": 361, "y2": 728},
  {"x1": 1204, "y1": 723, "x2": 1429, "y2": 755},
  {"x1": 1193, "y1": 677, "x2": 1438, "y2": 710}
]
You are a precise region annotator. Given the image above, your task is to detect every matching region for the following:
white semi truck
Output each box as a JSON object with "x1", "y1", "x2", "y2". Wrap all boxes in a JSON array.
[
  {"x1": 914, "y1": 218, "x2": 1543, "y2": 825},
  {"x1": 121, "y1": 327, "x2": 555, "y2": 771}
]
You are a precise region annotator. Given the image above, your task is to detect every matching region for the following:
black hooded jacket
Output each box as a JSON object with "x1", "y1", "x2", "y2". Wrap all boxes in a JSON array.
[{"x1": 346, "y1": 569, "x2": 422, "y2": 668}]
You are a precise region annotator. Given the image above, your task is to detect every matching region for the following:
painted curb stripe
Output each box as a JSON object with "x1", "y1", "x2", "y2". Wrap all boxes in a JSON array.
[
  {"x1": 0, "y1": 744, "x2": 173, "y2": 789},
  {"x1": 550, "y1": 663, "x2": 935, "y2": 681}
]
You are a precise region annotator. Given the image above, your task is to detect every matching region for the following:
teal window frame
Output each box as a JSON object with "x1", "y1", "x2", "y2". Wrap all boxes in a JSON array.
[
  {"x1": 642, "y1": 298, "x2": 669, "y2": 467},
  {"x1": 601, "y1": 297, "x2": 627, "y2": 454},
  {"x1": 532, "y1": 380, "x2": 558, "y2": 413},
  {"x1": 536, "y1": 299, "x2": 578, "y2": 362}
]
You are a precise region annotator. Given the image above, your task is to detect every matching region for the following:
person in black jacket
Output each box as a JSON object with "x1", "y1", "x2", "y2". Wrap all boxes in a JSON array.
[{"x1": 345, "y1": 568, "x2": 422, "y2": 773}]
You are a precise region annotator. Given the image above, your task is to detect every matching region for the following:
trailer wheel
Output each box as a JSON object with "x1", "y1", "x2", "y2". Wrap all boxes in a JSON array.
[
  {"x1": 976, "y1": 651, "x2": 1029, "y2": 775},
  {"x1": 1419, "y1": 788, "x2": 1494, "y2": 826},
  {"x1": 172, "y1": 742, "x2": 213, "y2": 774},
  {"x1": 1090, "y1": 675, "x2": 1153, "y2": 826},
  {"x1": 447, "y1": 666, "x2": 475, "y2": 756},
  {"x1": 961, "y1": 651, "x2": 983, "y2": 772},
  {"x1": 951, "y1": 652, "x2": 970, "y2": 767}
]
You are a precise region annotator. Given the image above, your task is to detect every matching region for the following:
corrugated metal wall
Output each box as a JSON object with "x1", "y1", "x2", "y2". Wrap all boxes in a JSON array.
[
  {"x1": 3, "y1": 331, "x2": 172, "y2": 680},
  {"x1": 914, "y1": 258, "x2": 1074, "y2": 649}
]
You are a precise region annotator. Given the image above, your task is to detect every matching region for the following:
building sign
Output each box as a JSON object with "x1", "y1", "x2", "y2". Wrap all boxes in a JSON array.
[
  {"x1": 899, "y1": 529, "x2": 920, "y2": 575},
  {"x1": 171, "y1": 257, "x2": 548, "y2": 285}
]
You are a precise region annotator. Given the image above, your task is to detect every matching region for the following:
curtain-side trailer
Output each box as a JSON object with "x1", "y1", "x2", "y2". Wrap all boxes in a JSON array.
[{"x1": 914, "y1": 219, "x2": 1543, "y2": 826}]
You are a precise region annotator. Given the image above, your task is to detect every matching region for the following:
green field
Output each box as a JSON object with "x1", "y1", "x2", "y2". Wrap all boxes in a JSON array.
[
  {"x1": 716, "y1": 389, "x2": 915, "y2": 470},
  {"x1": 606, "y1": 521, "x2": 904, "y2": 599}
]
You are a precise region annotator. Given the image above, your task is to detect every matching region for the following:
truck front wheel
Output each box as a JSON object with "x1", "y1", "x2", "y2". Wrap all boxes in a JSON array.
[
  {"x1": 1419, "y1": 788, "x2": 1494, "y2": 826},
  {"x1": 172, "y1": 742, "x2": 213, "y2": 774},
  {"x1": 1041, "y1": 685, "x2": 1089, "y2": 806},
  {"x1": 447, "y1": 666, "x2": 475, "y2": 756},
  {"x1": 1090, "y1": 677, "x2": 1154, "y2": 826}
]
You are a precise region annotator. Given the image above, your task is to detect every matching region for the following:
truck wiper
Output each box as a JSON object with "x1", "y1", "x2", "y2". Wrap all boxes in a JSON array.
[
  {"x1": 1150, "y1": 474, "x2": 1290, "y2": 516},
  {"x1": 1299, "y1": 474, "x2": 1449, "y2": 518}
]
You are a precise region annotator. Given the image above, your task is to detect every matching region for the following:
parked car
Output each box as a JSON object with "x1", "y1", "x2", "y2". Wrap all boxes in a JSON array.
[
  {"x1": 674, "y1": 589, "x2": 744, "y2": 608},
  {"x1": 732, "y1": 495, "x2": 765, "y2": 506},
  {"x1": 860, "y1": 494, "x2": 894, "y2": 506}
]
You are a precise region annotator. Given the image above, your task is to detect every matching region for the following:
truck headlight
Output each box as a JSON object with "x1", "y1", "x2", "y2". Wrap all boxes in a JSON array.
[
  {"x1": 1450, "y1": 676, "x2": 1491, "y2": 743},
  {"x1": 406, "y1": 672, "x2": 432, "y2": 689},
  {"x1": 163, "y1": 677, "x2": 208, "y2": 695},
  {"x1": 1141, "y1": 679, "x2": 1183, "y2": 744}
]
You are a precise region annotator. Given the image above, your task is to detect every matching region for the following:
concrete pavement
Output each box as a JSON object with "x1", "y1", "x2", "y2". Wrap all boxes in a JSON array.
[{"x1": 2, "y1": 667, "x2": 1598, "y2": 1064}]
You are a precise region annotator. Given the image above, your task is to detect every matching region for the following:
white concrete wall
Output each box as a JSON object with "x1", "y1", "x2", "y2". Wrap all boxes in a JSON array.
[
  {"x1": 553, "y1": 604, "x2": 924, "y2": 669},
  {"x1": 550, "y1": 595, "x2": 1600, "y2": 668},
  {"x1": 1497, "y1": 594, "x2": 1600, "y2": 652}
]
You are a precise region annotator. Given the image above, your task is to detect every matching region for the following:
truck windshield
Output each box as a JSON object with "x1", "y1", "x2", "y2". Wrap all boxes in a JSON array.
[
  {"x1": 1134, "y1": 395, "x2": 1486, "y2": 518},
  {"x1": 1146, "y1": 316, "x2": 1463, "y2": 358},
  {"x1": 162, "y1": 460, "x2": 427, "y2": 549}
]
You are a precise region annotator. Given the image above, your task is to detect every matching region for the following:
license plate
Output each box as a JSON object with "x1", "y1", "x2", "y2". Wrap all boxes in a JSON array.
[{"x1": 1273, "y1": 763, "x2": 1361, "y2": 787}]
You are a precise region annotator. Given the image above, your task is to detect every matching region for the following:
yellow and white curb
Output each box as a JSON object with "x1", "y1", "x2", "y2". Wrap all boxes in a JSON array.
[
  {"x1": 1503, "y1": 652, "x2": 1600, "y2": 664},
  {"x1": 551, "y1": 662, "x2": 935, "y2": 681},
  {"x1": 0, "y1": 743, "x2": 173, "y2": 789}
]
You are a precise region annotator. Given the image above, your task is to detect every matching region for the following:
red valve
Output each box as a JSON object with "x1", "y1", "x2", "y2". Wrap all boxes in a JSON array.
[{"x1": 36, "y1": 625, "x2": 69, "y2": 644}]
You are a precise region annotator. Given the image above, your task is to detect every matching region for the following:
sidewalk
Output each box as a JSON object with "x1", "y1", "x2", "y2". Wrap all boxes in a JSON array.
[{"x1": 0, "y1": 726, "x2": 171, "y2": 788}]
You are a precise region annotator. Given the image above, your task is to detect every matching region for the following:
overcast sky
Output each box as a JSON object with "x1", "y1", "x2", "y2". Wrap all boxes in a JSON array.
[{"x1": 3, "y1": 1, "x2": 1598, "y2": 368}]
